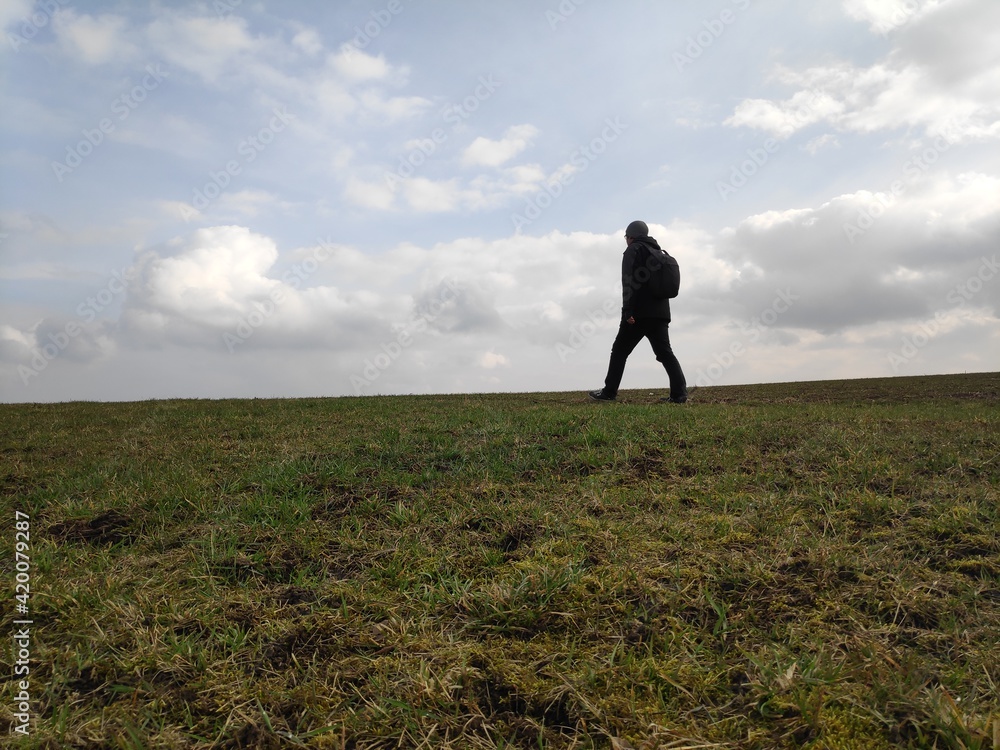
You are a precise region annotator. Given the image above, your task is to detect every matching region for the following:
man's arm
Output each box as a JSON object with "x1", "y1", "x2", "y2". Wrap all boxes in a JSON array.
[{"x1": 621, "y1": 245, "x2": 638, "y2": 322}]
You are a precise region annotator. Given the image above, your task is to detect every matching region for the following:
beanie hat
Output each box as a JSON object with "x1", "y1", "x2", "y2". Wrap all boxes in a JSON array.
[{"x1": 625, "y1": 220, "x2": 648, "y2": 238}]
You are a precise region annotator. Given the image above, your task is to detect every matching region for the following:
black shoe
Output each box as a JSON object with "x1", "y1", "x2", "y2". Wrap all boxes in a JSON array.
[
  {"x1": 660, "y1": 386, "x2": 693, "y2": 404},
  {"x1": 589, "y1": 390, "x2": 615, "y2": 402}
]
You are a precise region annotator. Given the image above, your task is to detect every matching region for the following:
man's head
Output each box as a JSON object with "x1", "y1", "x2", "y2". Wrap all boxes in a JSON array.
[{"x1": 625, "y1": 220, "x2": 648, "y2": 244}]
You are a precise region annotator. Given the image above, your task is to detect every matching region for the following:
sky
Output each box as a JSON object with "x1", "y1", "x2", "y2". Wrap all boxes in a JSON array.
[{"x1": 1, "y1": 0, "x2": 998, "y2": 403}]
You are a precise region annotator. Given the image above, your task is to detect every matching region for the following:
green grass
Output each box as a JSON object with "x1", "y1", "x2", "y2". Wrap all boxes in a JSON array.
[{"x1": 1, "y1": 372, "x2": 998, "y2": 749}]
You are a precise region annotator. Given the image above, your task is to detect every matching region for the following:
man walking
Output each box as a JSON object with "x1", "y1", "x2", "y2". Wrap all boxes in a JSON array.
[{"x1": 590, "y1": 220, "x2": 687, "y2": 403}]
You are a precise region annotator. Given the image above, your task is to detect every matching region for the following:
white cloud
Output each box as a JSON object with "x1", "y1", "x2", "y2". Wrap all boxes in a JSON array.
[
  {"x1": 145, "y1": 13, "x2": 257, "y2": 83},
  {"x1": 345, "y1": 175, "x2": 396, "y2": 211},
  {"x1": 119, "y1": 226, "x2": 375, "y2": 351},
  {"x1": 357, "y1": 90, "x2": 431, "y2": 122},
  {"x1": 330, "y1": 44, "x2": 394, "y2": 82},
  {"x1": 347, "y1": 157, "x2": 556, "y2": 215},
  {"x1": 728, "y1": 0, "x2": 1000, "y2": 142},
  {"x1": 310, "y1": 52, "x2": 429, "y2": 123},
  {"x1": 116, "y1": 226, "x2": 619, "y2": 357},
  {"x1": 313, "y1": 78, "x2": 358, "y2": 120},
  {"x1": 52, "y1": 10, "x2": 136, "y2": 65},
  {"x1": 726, "y1": 85, "x2": 846, "y2": 139},
  {"x1": 402, "y1": 178, "x2": 461, "y2": 213},
  {"x1": 842, "y1": 0, "x2": 947, "y2": 34},
  {"x1": 133, "y1": 226, "x2": 280, "y2": 322},
  {"x1": 540, "y1": 301, "x2": 565, "y2": 322},
  {"x1": 462, "y1": 124, "x2": 539, "y2": 168},
  {"x1": 0, "y1": 324, "x2": 32, "y2": 350},
  {"x1": 708, "y1": 171, "x2": 1000, "y2": 332},
  {"x1": 478, "y1": 351, "x2": 509, "y2": 369},
  {"x1": 292, "y1": 28, "x2": 323, "y2": 57}
]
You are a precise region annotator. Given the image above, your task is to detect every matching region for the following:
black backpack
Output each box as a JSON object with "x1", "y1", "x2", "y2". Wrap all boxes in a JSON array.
[{"x1": 639, "y1": 244, "x2": 680, "y2": 299}]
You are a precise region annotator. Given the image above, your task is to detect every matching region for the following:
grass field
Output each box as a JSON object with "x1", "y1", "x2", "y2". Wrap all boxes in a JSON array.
[{"x1": 2, "y1": 372, "x2": 998, "y2": 749}]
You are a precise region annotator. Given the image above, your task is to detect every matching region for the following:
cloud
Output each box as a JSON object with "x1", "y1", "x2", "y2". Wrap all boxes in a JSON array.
[
  {"x1": 349, "y1": 146, "x2": 577, "y2": 216},
  {"x1": 117, "y1": 226, "x2": 621, "y2": 359},
  {"x1": 121, "y1": 226, "x2": 284, "y2": 347},
  {"x1": 478, "y1": 351, "x2": 509, "y2": 369},
  {"x1": 357, "y1": 90, "x2": 431, "y2": 122},
  {"x1": 709, "y1": 172, "x2": 1000, "y2": 333},
  {"x1": 414, "y1": 278, "x2": 505, "y2": 334},
  {"x1": 462, "y1": 124, "x2": 540, "y2": 168},
  {"x1": 841, "y1": 0, "x2": 947, "y2": 34},
  {"x1": 130, "y1": 226, "x2": 280, "y2": 322},
  {"x1": 6, "y1": 201, "x2": 997, "y2": 399},
  {"x1": 401, "y1": 178, "x2": 462, "y2": 213},
  {"x1": 727, "y1": 0, "x2": 1000, "y2": 141},
  {"x1": 330, "y1": 44, "x2": 395, "y2": 82},
  {"x1": 802, "y1": 134, "x2": 841, "y2": 154},
  {"x1": 118, "y1": 226, "x2": 404, "y2": 354},
  {"x1": 0, "y1": 324, "x2": 32, "y2": 353},
  {"x1": 346, "y1": 158, "x2": 555, "y2": 215},
  {"x1": 726, "y1": 87, "x2": 845, "y2": 139},
  {"x1": 894, "y1": 0, "x2": 1000, "y2": 91},
  {"x1": 292, "y1": 28, "x2": 323, "y2": 57},
  {"x1": 145, "y1": 12, "x2": 258, "y2": 83},
  {"x1": 0, "y1": 317, "x2": 117, "y2": 377},
  {"x1": 52, "y1": 9, "x2": 136, "y2": 65},
  {"x1": 46, "y1": 6, "x2": 428, "y2": 132},
  {"x1": 345, "y1": 175, "x2": 396, "y2": 210}
]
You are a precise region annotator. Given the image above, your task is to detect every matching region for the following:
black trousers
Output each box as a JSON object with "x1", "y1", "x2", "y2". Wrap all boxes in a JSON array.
[{"x1": 603, "y1": 318, "x2": 686, "y2": 399}]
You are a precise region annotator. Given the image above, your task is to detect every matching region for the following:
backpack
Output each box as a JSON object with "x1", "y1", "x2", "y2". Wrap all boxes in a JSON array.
[{"x1": 639, "y1": 244, "x2": 680, "y2": 299}]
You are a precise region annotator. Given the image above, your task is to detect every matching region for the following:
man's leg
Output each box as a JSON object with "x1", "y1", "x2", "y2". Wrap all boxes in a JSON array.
[
  {"x1": 646, "y1": 319, "x2": 687, "y2": 401},
  {"x1": 602, "y1": 320, "x2": 646, "y2": 398}
]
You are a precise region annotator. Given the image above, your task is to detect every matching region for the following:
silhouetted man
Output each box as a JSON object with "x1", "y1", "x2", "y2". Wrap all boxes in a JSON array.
[{"x1": 590, "y1": 220, "x2": 687, "y2": 403}]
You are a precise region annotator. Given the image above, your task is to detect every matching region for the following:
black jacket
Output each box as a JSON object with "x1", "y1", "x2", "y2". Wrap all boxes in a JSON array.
[{"x1": 622, "y1": 237, "x2": 671, "y2": 322}]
